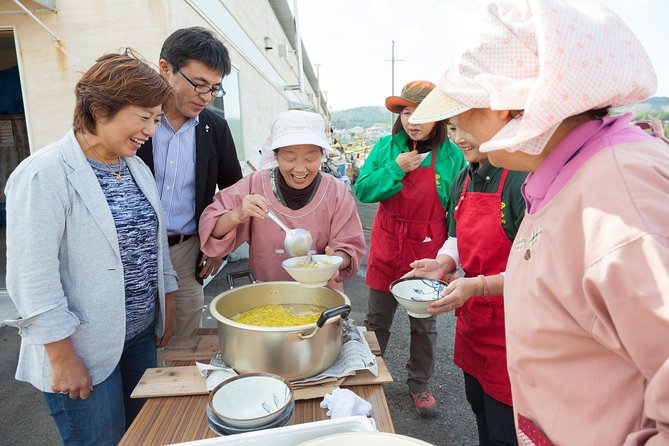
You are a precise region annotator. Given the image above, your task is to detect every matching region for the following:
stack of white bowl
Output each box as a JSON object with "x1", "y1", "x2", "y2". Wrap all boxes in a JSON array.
[{"x1": 207, "y1": 373, "x2": 295, "y2": 436}]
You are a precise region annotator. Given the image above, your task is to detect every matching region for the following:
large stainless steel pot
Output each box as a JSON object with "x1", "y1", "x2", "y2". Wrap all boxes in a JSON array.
[{"x1": 209, "y1": 272, "x2": 351, "y2": 381}]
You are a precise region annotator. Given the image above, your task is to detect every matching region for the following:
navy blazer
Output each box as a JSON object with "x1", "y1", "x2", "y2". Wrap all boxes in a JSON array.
[
  {"x1": 138, "y1": 108, "x2": 243, "y2": 226},
  {"x1": 138, "y1": 108, "x2": 243, "y2": 279}
]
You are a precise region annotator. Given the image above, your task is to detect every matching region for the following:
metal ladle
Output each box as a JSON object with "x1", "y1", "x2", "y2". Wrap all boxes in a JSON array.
[{"x1": 266, "y1": 210, "x2": 313, "y2": 256}]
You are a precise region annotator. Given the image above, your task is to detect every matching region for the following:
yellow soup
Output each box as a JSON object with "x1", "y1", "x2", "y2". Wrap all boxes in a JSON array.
[
  {"x1": 294, "y1": 260, "x2": 332, "y2": 268},
  {"x1": 231, "y1": 304, "x2": 327, "y2": 327}
]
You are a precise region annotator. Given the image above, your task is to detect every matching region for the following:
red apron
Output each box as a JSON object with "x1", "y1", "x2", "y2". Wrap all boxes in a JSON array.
[
  {"x1": 366, "y1": 149, "x2": 447, "y2": 291},
  {"x1": 452, "y1": 169, "x2": 513, "y2": 406}
]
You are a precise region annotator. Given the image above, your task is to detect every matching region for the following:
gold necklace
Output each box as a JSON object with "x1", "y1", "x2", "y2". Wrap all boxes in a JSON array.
[{"x1": 81, "y1": 133, "x2": 123, "y2": 181}]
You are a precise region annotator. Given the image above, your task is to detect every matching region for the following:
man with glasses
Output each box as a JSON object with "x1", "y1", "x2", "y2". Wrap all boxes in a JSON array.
[{"x1": 138, "y1": 27, "x2": 242, "y2": 337}]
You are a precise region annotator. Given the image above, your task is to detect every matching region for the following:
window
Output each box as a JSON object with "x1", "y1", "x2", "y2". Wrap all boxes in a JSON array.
[{"x1": 208, "y1": 67, "x2": 244, "y2": 160}]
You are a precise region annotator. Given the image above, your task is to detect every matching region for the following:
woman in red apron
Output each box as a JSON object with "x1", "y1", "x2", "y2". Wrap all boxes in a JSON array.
[
  {"x1": 354, "y1": 81, "x2": 466, "y2": 417},
  {"x1": 408, "y1": 125, "x2": 527, "y2": 444}
]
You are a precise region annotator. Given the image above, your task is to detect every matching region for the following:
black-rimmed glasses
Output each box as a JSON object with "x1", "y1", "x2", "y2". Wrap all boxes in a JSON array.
[{"x1": 177, "y1": 68, "x2": 225, "y2": 98}]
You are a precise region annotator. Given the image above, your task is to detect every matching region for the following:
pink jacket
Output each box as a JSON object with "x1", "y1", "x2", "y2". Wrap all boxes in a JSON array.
[
  {"x1": 199, "y1": 170, "x2": 366, "y2": 289},
  {"x1": 506, "y1": 135, "x2": 669, "y2": 445}
]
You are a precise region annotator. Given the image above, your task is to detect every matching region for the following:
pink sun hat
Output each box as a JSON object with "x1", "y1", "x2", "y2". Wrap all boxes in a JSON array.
[{"x1": 409, "y1": 0, "x2": 657, "y2": 154}]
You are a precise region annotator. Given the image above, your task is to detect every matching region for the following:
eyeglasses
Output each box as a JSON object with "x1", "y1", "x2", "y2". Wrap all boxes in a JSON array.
[{"x1": 177, "y1": 68, "x2": 225, "y2": 98}]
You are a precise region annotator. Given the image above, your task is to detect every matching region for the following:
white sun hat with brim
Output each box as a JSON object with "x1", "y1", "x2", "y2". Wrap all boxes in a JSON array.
[
  {"x1": 259, "y1": 110, "x2": 333, "y2": 168},
  {"x1": 410, "y1": 0, "x2": 656, "y2": 155},
  {"x1": 407, "y1": 85, "x2": 471, "y2": 125}
]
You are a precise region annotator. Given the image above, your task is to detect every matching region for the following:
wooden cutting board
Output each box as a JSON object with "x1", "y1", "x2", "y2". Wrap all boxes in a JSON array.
[
  {"x1": 131, "y1": 357, "x2": 393, "y2": 400},
  {"x1": 158, "y1": 335, "x2": 219, "y2": 362},
  {"x1": 159, "y1": 331, "x2": 382, "y2": 363}
]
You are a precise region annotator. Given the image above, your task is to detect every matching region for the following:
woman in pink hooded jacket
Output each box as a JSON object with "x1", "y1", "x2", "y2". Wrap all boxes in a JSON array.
[
  {"x1": 199, "y1": 110, "x2": 365, "y2": 290},
  {"x1": 408, "y1": 1, "x2": 669, "y2": 444}
]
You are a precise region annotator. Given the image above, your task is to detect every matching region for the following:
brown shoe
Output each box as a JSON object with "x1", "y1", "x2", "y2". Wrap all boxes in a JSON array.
[{"x1": 411, "y1": 391, "x2": 437, "y2": 418}]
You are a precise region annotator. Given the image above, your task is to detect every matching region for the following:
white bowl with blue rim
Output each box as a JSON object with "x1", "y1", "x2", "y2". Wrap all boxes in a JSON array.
[
  {"x1": 208, "y1": 372, "x2": 294, "y2": 429},
  {"x1": 389, "y1": 277, "x2": 447, "y2": 318}
]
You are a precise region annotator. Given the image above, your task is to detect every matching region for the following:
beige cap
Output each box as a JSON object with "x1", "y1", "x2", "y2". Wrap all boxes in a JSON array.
[{"x1": 408, "y1": 86, "x2": 471, "y2": 124}]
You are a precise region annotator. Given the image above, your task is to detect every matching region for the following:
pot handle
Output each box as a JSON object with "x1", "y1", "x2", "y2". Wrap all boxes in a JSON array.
[
  {"x1": 316, "y1": 304, "x2": 351, "y2": 328},
  {"x1": 226, "y1": 270, "x2": 257, "y2": 289},
  {"x1": 298, "y1": 304, "x2": 351, "y2": 340}
]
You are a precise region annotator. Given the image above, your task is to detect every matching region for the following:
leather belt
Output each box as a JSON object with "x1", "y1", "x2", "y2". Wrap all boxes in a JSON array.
[{"x1": 167, "y1": 234, "x2": 193, "y2": 247}]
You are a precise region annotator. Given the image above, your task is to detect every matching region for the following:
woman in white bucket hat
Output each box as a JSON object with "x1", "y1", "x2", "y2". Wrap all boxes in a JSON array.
[
  {"x1": 199, "y1": 110, "x2": 365, "y2": 289},
  {"x1": 409, "y1": 1, "x2": 668, "y2": 444}
]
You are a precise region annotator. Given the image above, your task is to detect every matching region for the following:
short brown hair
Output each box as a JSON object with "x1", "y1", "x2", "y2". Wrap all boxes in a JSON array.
[{"x1": 73, "y1": 49, "x2": 171, "y2": 134}]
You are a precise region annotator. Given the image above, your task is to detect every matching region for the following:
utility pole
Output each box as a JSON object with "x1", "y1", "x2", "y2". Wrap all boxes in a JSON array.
[
  {"x1": 385, "y1": 40, "x2": 404, "y2": 127},
  {"x1": 314, "y1": 63, "x2": 321, "y2": 113}
]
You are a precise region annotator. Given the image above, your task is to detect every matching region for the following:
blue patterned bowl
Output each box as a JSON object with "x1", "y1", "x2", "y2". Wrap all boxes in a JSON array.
[
  {"x1": 389, "y1": 277, "x2": 447, "y2": 318},
  {"x1": 208, "y1": 372, "x2": 293, "y2": 428}
]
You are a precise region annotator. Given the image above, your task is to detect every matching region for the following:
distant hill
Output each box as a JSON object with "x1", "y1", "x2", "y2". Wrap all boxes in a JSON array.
[
  {"x1": 331, "y1": 106, "x2": 391, "y2": 129},
  {"x1": 640, "y1": 96, "x2": 669, "y2": 112},
  {"x1": 616, "y1": 96, "x2": 669, "y2": 114},
  {"x1": 332, "y1": 97, "x2": 669, "y2": 130}
]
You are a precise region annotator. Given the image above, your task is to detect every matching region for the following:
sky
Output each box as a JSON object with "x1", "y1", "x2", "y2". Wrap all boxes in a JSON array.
[{"x1": 295, "y1": 0, "x2": 668, "y2": 111}]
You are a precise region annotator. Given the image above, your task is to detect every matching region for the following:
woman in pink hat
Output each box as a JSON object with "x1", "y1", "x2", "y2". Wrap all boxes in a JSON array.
[
  {"x1": 354, "y1": 80, "x2": 466, "y2": 417},
  {"x1": 199, "y1": 110, "x2": 365, "y2": 290},
  {"x1": 409, "y1": 0, "x2": 669, "y2": 444}
]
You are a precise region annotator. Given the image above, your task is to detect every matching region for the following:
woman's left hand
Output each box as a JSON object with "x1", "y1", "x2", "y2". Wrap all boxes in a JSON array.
[
  {"x1": 156, "y1": 292, "x2": 176, "y2": 348},
  {"x1": 404, "y1": 258, "x2": 447, "y2": 280},
  {"x1": 325, "y1": 245, "x2": 350, "y2": 283},
  {"x1": 427, "y1": 277, "x2": 480, "y2": 315}
]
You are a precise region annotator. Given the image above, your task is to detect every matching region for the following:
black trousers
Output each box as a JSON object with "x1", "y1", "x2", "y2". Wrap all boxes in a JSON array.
[{"x1": 464, "y1": 372, "x2": 518, "y2": 446}]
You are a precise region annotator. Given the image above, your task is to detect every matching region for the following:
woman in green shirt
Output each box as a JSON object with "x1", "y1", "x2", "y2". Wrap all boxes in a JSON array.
[
  {"x1": 407, "y1": 123, "x2": 527, "y2": 445},
  {"x1": 354, "y1": 80, "x2": 466, "y2": 417}
]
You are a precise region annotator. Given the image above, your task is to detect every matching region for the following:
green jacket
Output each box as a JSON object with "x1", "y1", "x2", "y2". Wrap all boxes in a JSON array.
[{"x1": 355, "y1": 131, "x2": 466, "y2": 226}]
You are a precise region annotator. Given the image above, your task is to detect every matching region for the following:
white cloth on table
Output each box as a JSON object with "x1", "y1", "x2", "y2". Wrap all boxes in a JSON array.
[{"x1": 320, "y1": 388, "x2": 376, "y2": 429}]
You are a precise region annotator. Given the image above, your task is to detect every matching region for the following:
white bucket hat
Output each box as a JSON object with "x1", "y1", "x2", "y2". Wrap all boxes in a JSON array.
[
  {"x1": 409, "y1": 0, "x2": 657, "y2": 154},
  {"x1": 259, "y1": 110, "x2": 333, "y2": 168}
]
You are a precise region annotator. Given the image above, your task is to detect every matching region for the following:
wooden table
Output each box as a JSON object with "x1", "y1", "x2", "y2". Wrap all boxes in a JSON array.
[{"x1": 119, "y1": 329, "x2": 394, "y2": 445}]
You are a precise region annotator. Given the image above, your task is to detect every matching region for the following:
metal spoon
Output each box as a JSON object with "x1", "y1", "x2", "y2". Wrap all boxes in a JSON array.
[{"x1": 266, "y1": 210, "x2": 313, "y2": 256}]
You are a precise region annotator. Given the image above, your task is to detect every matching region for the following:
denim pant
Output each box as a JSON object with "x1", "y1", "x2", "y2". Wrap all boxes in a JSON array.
[
  {"x1": 43, "y1": 322, "x2": 157, "y2": 446},
  {"x1": 464, "y1": 372, "x2": 518, "y2": 446},
  {"x1": 365, "y1": 289, "x2": 437, "y2": 393}
]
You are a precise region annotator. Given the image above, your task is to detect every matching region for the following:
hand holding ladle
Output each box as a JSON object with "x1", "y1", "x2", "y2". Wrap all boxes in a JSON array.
[{"x1": 266, "y1": 210, "x2": 313, "y2": 256}]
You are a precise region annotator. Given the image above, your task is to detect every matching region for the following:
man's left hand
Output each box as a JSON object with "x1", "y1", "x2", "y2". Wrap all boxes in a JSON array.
[{"x1": 199, "y1": 254, "x2": 223, "y2": 279}]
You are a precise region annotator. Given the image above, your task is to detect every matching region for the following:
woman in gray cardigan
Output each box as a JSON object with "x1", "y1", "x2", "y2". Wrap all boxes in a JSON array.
[{"x1": 4, "y1": 51, "x2": 178, "y2": 446}]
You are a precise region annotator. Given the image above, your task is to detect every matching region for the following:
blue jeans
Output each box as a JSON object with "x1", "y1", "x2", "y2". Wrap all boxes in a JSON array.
[
  {"x1": 464, "y1": 372, "x2": 518, "y2": 446},
  {"x1": 43, "y1": 322, "x2": 157, "y2": 446}
]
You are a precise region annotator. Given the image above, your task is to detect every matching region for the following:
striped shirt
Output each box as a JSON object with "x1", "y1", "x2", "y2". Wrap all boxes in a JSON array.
[
  {"x1": 153, "y1": 114, "x2": 199, "y2": 236},
  {"x1": 88, "y1": 158, "x2": 159, "y2": 340}
]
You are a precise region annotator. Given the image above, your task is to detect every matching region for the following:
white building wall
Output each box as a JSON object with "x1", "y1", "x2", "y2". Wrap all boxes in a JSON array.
[
  {"x1": 1, "y1": 0, "x2": 173, "y2": 150},
  {"x1": 0, "y1": 0, "x2": 319, "y2": 169}
]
